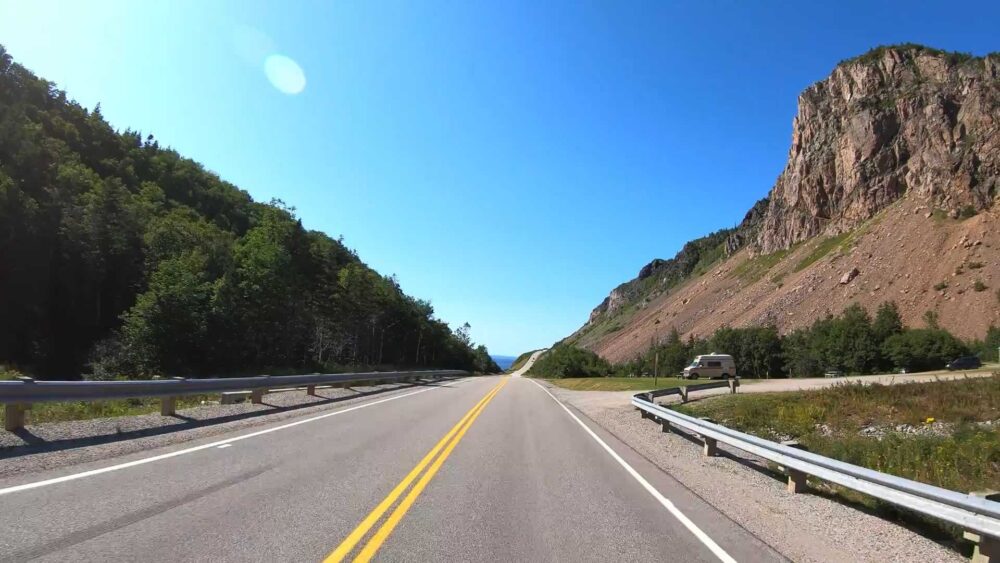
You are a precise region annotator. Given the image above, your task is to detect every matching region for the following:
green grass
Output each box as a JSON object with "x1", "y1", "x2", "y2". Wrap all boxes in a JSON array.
[
  {"x1": 690, "y1": 242, "x2": 728, "y2": 277},
  {"x1": 546, "y1": 377, "x2": 692, "y2": 391},
  {"x1": 508, "y1": 350, "x2": 541, "y2": 372},
  {"x1": 729, "y1": 247, "x2": 793, "y2": 284},
  {"x1": 793, "y1": 232, "x2": 852, "y2": 272},
  {"x1": 1, "y1": 395, "x2": 216, "y2": 425},
  {"x1": 672, "y1": 375, "x2": 1000, "y2": 545},
  {"x1": 544, "y1": 376, "x2": 753, "y2": 392}
]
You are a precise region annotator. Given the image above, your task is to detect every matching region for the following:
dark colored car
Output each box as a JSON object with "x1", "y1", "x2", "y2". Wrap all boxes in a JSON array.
[{"x1": 946, "y1": 356, "x2": 982, "y2": 371}]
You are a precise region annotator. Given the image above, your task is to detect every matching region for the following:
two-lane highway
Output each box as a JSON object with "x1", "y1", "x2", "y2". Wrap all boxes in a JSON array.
[{"x1": 0, "y1": 366, "x2": 784, "y2": 561}]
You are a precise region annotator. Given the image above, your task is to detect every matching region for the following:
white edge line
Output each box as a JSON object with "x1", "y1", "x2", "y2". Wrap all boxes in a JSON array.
[
  {"x1": 527, "y1": 379, "x2": 737, "y2": 563},
  {"x1": 0, "y1": 378, "x2": 467, "y2": 496}
]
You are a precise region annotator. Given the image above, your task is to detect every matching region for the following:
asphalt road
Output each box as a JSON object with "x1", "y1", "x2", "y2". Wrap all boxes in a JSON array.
[{"x1": 0, "y1": 360, "x2": 785, "y2": 562}]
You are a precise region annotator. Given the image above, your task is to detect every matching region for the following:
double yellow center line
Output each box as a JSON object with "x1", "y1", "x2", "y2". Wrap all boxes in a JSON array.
[{"x1": 324, "y1": 377, "x2": 509, "y2": 562}]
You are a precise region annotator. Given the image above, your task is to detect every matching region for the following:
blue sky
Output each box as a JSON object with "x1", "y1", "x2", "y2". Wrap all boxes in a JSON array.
[{"x1": 2, "y1": 1, "x2": 998, "y2": 356}]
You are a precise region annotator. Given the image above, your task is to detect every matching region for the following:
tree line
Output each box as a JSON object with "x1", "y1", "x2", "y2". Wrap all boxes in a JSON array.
[
  {"x1": 531, "y1": 302, "x2": 998, "y2": 378},
  {"x1": 0, "y1": 45, "x2": 499, "y2": 379}
]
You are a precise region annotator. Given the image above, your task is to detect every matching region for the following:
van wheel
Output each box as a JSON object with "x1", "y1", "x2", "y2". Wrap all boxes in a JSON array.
[
  {"x1": 721, "y1": 373, "x2": 730, "y2": 379},
  {"x1": 690, "y1": 373, "x2": 699, "y2": 380}
]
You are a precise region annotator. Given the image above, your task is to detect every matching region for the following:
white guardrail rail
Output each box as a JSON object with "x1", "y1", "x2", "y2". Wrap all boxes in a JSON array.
[
  {"x1": 0, "y1": 370, "x2": 467, "y2": 431},
  {"x1": 633, "y1": 386, "x2": 1000, "y2": 560}
]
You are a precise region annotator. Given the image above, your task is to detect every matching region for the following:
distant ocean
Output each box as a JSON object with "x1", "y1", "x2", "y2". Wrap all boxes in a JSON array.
[{"x1": 491, "y1": 355, "x2": 517, "y2": 370}]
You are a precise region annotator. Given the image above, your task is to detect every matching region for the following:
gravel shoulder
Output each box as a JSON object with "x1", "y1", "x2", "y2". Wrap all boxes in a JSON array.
[
  {"x1": 546, "y1": 382, "x2": 966, "y2": 563},
  {"x1": 0, "y1": 378, "x2": 461, "y2": 479}
]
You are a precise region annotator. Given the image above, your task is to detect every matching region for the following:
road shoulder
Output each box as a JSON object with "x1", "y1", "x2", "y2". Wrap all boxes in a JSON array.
[{"x1": 543, "y1": 381, "x2": 962, "y2": 563}]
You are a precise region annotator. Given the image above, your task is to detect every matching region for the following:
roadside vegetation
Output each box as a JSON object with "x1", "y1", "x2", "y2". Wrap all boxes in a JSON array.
[
  {"x1": 532, "y1": 302, "x2": 999, "y2": 381},
  {"x1": 1, "y1": 396, "x2": 216, "y2": 425},
  {"x1": 0, "y1": 45, "x2": 498, "y2": 381},
  {"x1": 527, "y1": 344, "x2": 610, "y2": 378},
  {"x1": 674, "y1": 375, "x2": 1000, "y2": 547},
  {"x1": 508, "y1": 350, "x2": 541, "y2": 372},
  {"x1": 546, "y1": 377, "x2": 693, "y2": 392}
]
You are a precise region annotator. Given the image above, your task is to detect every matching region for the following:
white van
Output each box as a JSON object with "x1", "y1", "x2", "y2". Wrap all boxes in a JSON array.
[{"x1": 682, "y1": 353, "x2": 737, "y2": 380}]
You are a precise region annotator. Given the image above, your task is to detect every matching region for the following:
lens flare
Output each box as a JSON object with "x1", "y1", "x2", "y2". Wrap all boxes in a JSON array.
[{"x1": 264, "y1": 54, "x2": 306, "y2": 95}]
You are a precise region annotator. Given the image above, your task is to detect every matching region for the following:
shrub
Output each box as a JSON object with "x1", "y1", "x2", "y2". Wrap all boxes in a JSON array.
[
  {"x1": 933, "y1": 281, "x2": 948, "y2": 291},
  {"x1": 967, "y1": 261, "x2": 984, "y2": 270},
  {"x1": 882, "y1": 329, "x2": 968, "y2": 371},
  {"x1": 528, "y1": 344, "x2": 611, "y2": 378},
  {"x1": 959, "y1": 205, "x2": 978, "y2": 219},
  {"x1": 973, "y1": 280, "x2": 987, "y2": 292}
]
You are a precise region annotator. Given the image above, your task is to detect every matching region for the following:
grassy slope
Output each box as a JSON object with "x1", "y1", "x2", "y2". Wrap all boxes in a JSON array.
[
  {"x1": 545, "y1": 377, "x2": 690, "y2": 391},
  {"x1": 674, "y1": 375, "x2": 1000, "y2": 546},
  {"x1": 544, "y1": 377, "x2": 753, "y2": 392},
  {"x1": 508, "y1": 350, "x2": 540, "y2": 372},
  {"x1": 1, "y1": 396, "x2": 216, "y2": 425}
]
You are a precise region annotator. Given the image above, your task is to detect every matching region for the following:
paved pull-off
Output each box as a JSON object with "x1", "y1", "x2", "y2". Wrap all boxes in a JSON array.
[{"x1": 0, "y1": 359, "x2": 784, "y2": 562}]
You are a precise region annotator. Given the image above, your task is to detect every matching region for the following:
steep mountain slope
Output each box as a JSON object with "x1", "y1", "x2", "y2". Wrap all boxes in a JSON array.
[
  {"x1": 0, "y1": 45, "x2": 498, "y2": 377},
  {"x1": 570, "y1": 45, "x2": 999, "y2": 363}
]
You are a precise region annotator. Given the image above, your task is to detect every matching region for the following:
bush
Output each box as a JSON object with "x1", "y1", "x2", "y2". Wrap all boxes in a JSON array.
[
  {"x1": 528, "y1": 344, "x2": 611, "y2": 378},
  {"x1": 973, "y1": 280, "x2": 987, "y2": 292},
  {"x1": 967, "y1": 261, "x2": 984, "y2": 270},
  {"x1": 882, "y1": 329, "x2": 968, "y2": 371},
  {"x1": 933, "y1": 281, "x2": 948, "y2": 291},
  {"x1": 959, "y1": 205, "x2": 978, "y2": 219}
]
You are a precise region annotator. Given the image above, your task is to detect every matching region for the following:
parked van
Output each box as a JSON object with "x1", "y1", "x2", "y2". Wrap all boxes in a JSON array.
[{"x1": 682, "y1": 354, "x2": 737, "y2": 380}]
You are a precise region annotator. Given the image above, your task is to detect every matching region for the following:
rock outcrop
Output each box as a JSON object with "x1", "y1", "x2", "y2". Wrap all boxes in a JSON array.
[
  {"x1": 572, "y1": 45, "x2": 999, "y2": 356},
  {"x1": 756, "y1": 46, "x2": 999, "y2": 253}
]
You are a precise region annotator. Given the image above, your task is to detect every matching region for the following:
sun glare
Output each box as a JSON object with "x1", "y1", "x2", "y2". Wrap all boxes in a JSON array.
[{"x1": 264, "y1": 54, "x2": 306, "y2": 95}]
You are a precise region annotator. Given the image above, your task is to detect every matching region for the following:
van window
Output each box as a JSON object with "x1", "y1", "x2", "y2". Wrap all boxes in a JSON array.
[{"x1": 707, "y1": 361, "x2": 721, "y2": 367}]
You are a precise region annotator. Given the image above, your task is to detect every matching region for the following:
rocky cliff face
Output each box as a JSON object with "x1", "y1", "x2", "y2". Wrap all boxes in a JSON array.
[
  {"x1": 573, "y1": 45, "x2": 999, "y2": 352},
  {"x1": 756, "y1": 46, "x2": 999, "y2": 253}
]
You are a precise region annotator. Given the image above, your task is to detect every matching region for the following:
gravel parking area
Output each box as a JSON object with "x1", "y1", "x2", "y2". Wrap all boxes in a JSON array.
[
  {"x1": 548, "y1": 384, "x2": 964, "y2": 563},
  {"x1": 0, "y1": 378, "x2": 458, "y2": 479}
]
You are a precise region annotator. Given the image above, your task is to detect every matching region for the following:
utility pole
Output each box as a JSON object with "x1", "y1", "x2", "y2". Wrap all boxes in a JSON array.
[{"x1": 653, "y1": 325, "x2": 659, "y2": 389}]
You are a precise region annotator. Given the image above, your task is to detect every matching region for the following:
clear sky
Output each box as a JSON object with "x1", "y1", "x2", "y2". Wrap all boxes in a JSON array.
[{"x1": 1, "y1": 1, "x2": 998, "y2": 356}]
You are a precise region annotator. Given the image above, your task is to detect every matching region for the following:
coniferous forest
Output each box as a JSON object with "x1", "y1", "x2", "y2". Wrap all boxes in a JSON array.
[{"x1": 0, "y1": 45, "x2": 499, "y2": 379}]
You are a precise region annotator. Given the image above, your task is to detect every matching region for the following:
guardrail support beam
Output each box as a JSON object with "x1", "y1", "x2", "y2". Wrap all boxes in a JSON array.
[
  {"x1": 251, "y1": 389, "x2": 265, "y2": 404},
  {"x1": 4, "y1": 403, "x2": 28, "y2": 431},
  {"x1": 306, "y1": 385, "x2": 316, "y2": 396},
  {"x1": 966, "y1": 491, "x2": 1000, "y2": 562},
  {"x1": 661, "y1": 420, "x2": 671, "y2": 433},
  {"x1": 727, "y1": 378, "x2": 739, "y2": 394},
  {"x1": 702, "y1": 437, "x2": 717, "y2": 457},
  {"x1": 160, "y1": 397, "x2": 176, "y2": 416},
  {"x1": 679, "y1": 387, "x2": 689, "y2": 403},
  {"x1": 787, "y1": 469, "x2": 808, "y2": 493}
]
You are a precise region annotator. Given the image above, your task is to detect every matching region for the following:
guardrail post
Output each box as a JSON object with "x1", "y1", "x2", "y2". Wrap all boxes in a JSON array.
[
  {"x1": 306, "y1": 385, "x2": 317, "y2": 396},
  {"x1": 4, "y1": 376, "x2": 34, "y2": 430},
  {"x1": 787, "y1": 469, "x2": 808, "y2": 493},
  {"x1": 661, "y1": 420, "x2": 671, "y2": 433},
  {"x1": 160, "y1": 396, "x2": 176, "y2": 416},
  {"x1": 965, "y1": 490, "x2": 1000, "y2": 562},
  {"x1": 4, "y1": 403, "x2": 28, "y2": 431},
  {"x1": 777, "y1": 440, "x2": 809, "y2": 493},
  {"x1": 679, "y1": 387, "x2": 689, "y2": 403},
  {"x1": 702, "y1": 437, "x2": 717, "y2": 457},
  {"x1": 727, "y1": 378, "x2": 739, "y2": 394},
  {"x1": 251, "y1": 389, "x2": 265, "y2": 404}
]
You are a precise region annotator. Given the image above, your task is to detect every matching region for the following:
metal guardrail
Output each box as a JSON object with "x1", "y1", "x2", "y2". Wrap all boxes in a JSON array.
[
  {"x1": 638, "y1": 379, "x2": 737, "y2": 402},
  {"x1": 632, "y1": 387, "x2": 1000, "y2": 549},
  {"x1": 1, "y1": 370, "x2": 467, "y2": 430}
]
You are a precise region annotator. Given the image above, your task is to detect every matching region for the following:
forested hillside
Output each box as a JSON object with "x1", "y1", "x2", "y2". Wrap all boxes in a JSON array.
[{"x1": 0, "y1": 45, "x2": 498, "y2": 379}]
